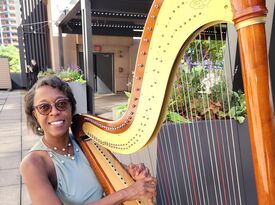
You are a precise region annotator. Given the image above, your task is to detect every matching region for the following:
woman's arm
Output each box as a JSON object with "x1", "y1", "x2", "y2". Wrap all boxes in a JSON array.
[
  {"x1": 20, "y1": 153, "x2": 63, "y2": 205},
  {"x1": 21, "y1": 155, "x2": 156, "y2": 205}
]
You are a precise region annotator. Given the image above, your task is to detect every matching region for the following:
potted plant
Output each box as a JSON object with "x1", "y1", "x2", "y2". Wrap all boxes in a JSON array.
[
  {"x1": 166, "y1": 64, "x2": 247, "y2": 123},
  {"x1": 113, "y1": 65, "x2": 247, "y2": 123}
]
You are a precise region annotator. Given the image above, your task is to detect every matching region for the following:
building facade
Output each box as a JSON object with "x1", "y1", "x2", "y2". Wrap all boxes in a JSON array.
[{"x1": 0, "y1": 0, "x2": 19, "y2": 46}]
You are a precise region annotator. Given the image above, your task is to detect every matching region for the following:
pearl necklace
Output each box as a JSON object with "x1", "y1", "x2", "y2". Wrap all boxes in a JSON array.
[
  {"x1": 53, "y1": 142, "x2": 71, "y2": 152},
  {"x1": 42, "y1": 137, "x2": 75, "y2": 160}
]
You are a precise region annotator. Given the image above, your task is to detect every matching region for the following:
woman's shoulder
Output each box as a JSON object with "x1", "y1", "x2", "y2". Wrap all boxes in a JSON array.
[
  {"x1": 21, "y1": 151, "x2": 46, "y2": 170},
  {"x1": 20, "y1": 150, "x2": 50, "y2": 177},
  {"x1": 20, "y1": 151, "x2": 57, "y2": 199}
]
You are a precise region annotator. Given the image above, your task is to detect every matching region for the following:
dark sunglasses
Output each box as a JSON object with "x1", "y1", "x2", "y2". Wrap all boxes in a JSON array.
[{"x1": 33, "y1": 98, "x2": 70, "y2": 115}]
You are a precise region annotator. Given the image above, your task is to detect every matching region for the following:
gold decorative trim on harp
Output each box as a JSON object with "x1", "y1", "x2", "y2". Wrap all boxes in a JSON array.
[{"x1": 71, "y1": 0, "x2": 275, "y2": 204}]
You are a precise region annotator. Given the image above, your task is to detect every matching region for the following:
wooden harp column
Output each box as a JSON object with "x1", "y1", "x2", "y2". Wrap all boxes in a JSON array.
[
  {"x1": 231, "y1": 0, "x2": 275, "y2": 204},
  {"x1": 72, "y1": 0, "x2": 275, "y2": 204}
]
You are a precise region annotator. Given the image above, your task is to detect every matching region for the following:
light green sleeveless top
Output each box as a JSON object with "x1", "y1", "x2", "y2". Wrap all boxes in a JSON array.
[{"x1": 30, "y1": 136, "x2": 103, "y2": 205}]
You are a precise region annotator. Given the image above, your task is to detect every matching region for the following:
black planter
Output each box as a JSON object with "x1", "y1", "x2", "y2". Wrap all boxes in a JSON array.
[
  {"x1": 10, "y1": 73, "x2": 24, "y2": 89},
  {"x1": 156, "y1": 119, "x2": 257, "y2": 205}
]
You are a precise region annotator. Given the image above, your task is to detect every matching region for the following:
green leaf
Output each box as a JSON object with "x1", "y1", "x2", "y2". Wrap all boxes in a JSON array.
[
  {"x1": 228, "y1": 107, "x2": 237, "y2": 117},
  {"x1": 236, "y1": 116, "x2": 245, "y2": 123},
  {"x1": 167, "y1": 111, "x2": 191, "y2": 123},
  {"x1": 124, "y1": 91, "x2": 131, "y2": 98}
]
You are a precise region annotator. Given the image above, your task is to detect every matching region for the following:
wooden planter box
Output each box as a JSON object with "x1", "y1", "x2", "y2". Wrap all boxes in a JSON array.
[
  {"x1": 0, "y1": 58, "x2": 12, "y2": 90},
  {"x1": 156, "y1": 119, "x2": 257, "y2": 205}
]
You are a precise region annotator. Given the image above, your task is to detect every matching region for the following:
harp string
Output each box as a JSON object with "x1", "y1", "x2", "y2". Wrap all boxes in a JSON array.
[
  {"x1": 218, "y1": 24, "x2": 244, "y2": 205},
  {"x1": 164, "y1": 121, "x2": 182, "y2": 203},
  {"x1": 178, "y1": 73, "x2": 199, "y2": 205},
  {"x1": 204, "y1": 33, "x2": 229, "y2": 205},
  {"x1": 198, "y1": 34, "x2": 221, "y2": 205},
  {"x1": 214, "y1": 25, "x2": 233, "y2": 205},
  {"x1": 193, "y1": 36, "x2": 211, "y2": 205},
  {"x1": 217, "y1": 24, "x2": 239, "y2": 205},
  {"x1": 197, "y1": 33, "x2": 220, "y2": 204},
  {"x1": 146, "y1": 144, "x2": 156, "y2": 177},
  {"x1": 177, "y1": 67, "x2": 196, "y2": 205},
  {"x1": 156, "y1": 134, "x2": 171, "y2": 204},
  {"x1": 203, "y1": 29, "x2": 234, "y2": 205},
  {"x1": 199, "y1": 33, "x2": 223, "y2": 204},
  {"x1": 162, "y1": 125, "x2": 179, "y2": 204},
  {"x1": 157, "y1": 24, "x2": 247, "y2": 204},
  {"x1": 172, "y1": 85, "x2": 194, "y2": 205},
  {"x1": 184, "y1": 59, "x2": 210, "y2": 205},
  {"x1": 204, "y1": 31, "x2": 228, "y2": 205},
  {"x1": 180, "y1": 59, "x2": 202, "y2": 205}
]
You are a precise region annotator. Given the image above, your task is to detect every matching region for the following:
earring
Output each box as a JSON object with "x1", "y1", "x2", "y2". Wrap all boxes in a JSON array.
[{"x1": 38, "y1": 127, "x2": 42, "y2": 131}]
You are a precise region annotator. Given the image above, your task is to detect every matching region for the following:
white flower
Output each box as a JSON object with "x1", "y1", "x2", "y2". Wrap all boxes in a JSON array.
[{"x1": 201, "y1": 72, "x2": 221, "y2": 94}]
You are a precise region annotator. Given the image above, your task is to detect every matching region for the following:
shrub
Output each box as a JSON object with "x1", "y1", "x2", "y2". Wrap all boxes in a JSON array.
[
  {"x1": 166, "y1": 64, "x2": 246, "y2": 123},
  {"x1": 38, "y1": 66, "x2": 86, "y2": 84},
  {"x1": 114, "y1": 65, "x2": 246, "y2": 124},
  {"x1": 0, "y1": 44, "x2": 20, "y2": 73}
]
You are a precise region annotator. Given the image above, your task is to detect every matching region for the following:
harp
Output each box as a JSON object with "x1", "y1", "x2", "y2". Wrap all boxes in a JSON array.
[{"x1": 71, "y1": 0, "x2": 275, "y2": 204}]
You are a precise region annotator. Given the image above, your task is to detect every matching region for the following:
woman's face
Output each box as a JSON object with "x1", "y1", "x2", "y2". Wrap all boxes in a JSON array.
[{"x1": 32, "y1": 85, "x2": 72, "y2": 139}]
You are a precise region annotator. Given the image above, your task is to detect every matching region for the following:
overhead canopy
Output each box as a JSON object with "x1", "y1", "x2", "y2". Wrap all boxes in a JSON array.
[
  {"x1": 56, "y1": 0, "x2": 153, "y2": 37},
  {"x1": 56, "y1": 0, "x2": 227, "y2": 39}
]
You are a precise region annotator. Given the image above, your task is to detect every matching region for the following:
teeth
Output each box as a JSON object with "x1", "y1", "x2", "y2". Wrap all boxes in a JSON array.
[{"x1": 50, "y1": 120, "x2": 64, "y2": 125}]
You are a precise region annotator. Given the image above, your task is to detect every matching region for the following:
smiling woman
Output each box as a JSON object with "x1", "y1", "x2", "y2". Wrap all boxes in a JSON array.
[{"x1": 20, "y1": 75, "x2": 157, "y2": 205}]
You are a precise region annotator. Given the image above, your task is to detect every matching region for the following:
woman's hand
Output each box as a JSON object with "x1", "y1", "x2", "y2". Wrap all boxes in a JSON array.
[
  {"x1": 122, "y1": 176, "x2": 157, "y2": 204},
  {"x1": 126, "y1": 163, "x2": 151, "y2": 181},
  {"x1": 122, "y1": 163, "x2": 156, "y2": 204},
  {"x1": 91, "y1": 175, "x2": 157, "y2": 205}
]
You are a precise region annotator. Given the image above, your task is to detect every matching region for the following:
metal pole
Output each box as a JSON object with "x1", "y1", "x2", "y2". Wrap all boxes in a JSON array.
[
  {"x1": 58, "y1": 26, "x2": 64, "y2": 69},
  {"x1": 80, "y1": 0, "x2": 94, "y2": 113}
]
